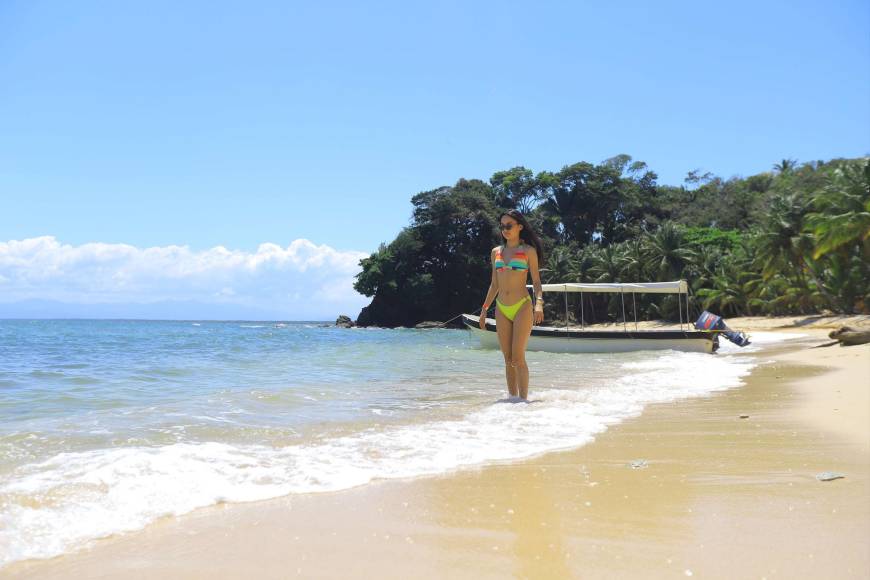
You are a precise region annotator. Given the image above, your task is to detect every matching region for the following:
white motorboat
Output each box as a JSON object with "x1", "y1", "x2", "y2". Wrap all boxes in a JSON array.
[{"x1": 462, "y1": 281, "x2": 719, "y2": 354}]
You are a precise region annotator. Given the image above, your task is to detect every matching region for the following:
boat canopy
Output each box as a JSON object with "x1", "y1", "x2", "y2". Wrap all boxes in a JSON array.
[{"x1": 536, "y1": 281, "x2": 689, "y2": 295}]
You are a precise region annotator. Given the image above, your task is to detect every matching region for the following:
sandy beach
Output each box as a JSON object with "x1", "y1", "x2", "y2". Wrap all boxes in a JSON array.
[{"x1": 4, "y1": 323, "x2": 869, "y2": 579}]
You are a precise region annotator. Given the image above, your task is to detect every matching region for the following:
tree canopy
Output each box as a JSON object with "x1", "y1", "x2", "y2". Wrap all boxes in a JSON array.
[{"x1": 354, "y1": 155, "x2": 870, "y2": 326}]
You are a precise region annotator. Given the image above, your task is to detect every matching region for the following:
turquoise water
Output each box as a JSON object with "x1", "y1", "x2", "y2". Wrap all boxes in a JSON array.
[
  {"x1": 0, "y1": 321, "x2": 492, "y2": 466},
  {"x1": 0, "y1": 319, "x2": 770, "y2": 566}
]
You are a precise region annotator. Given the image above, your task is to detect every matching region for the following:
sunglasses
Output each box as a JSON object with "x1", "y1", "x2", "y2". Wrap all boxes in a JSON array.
[{"x1": 499, "y1": 223, "x2": 517, "y2": 231}]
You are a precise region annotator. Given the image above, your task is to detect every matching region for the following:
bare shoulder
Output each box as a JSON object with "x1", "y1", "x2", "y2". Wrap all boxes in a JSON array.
[
  {"x1": 490, "y1": 245, "x2": 502, "y2": 254},
  {"x1": 524, "y1": 244, "x2": 538, "y2": 257}
]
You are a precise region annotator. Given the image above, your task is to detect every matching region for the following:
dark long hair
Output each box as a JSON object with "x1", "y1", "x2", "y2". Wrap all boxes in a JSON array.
[{"x1": 499, "y1": 210, "x2": 544, "y2": 264}]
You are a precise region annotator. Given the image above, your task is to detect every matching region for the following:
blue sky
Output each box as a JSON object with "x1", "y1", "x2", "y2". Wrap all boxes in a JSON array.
[{"x1": 1, "y1": 0, "x2": 868, "y2": 318}]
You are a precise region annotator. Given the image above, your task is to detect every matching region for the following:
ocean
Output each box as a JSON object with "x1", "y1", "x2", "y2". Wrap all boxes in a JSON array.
[{"x1": 0, "y1": 320, "x2": 784, "y2": 567}]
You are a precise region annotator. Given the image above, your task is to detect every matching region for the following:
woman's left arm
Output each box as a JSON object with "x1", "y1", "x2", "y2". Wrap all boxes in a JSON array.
[{"x1": 528, "y1": 247, "x2": 544, "y2": 325}]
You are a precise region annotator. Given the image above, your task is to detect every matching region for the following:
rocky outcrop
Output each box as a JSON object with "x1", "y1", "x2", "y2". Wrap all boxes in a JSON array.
[
  {"x1": 355, "y1": 294, "x2": 407, "y2": 328},
  {"x1": 335, "y1": 315, "x2": 355, "y2": 328},
  {"x1": 414, "y1": 321, "x2": 443, "y2": 329}
]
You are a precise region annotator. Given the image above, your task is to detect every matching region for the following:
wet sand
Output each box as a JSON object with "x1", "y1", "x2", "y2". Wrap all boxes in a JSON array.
[{"x1": 5, "y1": 331, "x2": 869, "y2": 579}]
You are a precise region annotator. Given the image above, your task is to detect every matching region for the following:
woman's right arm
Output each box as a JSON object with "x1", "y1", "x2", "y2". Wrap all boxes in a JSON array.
[{"x1": 480, "y1": 248, "x2": 499, "y2": 329}]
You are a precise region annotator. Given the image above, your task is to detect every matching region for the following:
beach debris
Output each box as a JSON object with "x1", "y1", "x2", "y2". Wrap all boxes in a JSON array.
[
  {"x1": 816, "y1": 471, "x2": 846, "y2": 482},
  {"x1": 828, "y1": 326, "x2": 870, "y2": 347},
  {"x1": 629, "y1": 459, "x2": 648, "y2": 470},
  {"x1": 739, "y1": 414, "x2": 749, "y2": 419}
]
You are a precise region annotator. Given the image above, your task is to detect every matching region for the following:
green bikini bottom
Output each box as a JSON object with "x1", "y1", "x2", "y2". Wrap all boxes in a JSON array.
[{"x1": 496, "y1": 296, "x2": 531, "y2": 322}]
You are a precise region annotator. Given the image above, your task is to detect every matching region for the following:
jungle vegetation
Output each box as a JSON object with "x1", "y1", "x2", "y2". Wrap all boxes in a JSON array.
[{"x1": 353, "y1": 155, "x2": 869, "y2": 327}]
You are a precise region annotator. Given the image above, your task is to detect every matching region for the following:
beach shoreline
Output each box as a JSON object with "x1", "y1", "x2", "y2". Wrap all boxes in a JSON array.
[
  {"x1": 563, "y1": 313, "x2": 870, "y2": 333},
  {"x1": 4, "y1": 327, "x2": 869, "y2": 579}
]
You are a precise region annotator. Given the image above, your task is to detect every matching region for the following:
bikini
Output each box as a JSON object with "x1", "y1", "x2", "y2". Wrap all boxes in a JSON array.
[{"x1": 494, "y1": 245, "x2": 531, "y2": 321}]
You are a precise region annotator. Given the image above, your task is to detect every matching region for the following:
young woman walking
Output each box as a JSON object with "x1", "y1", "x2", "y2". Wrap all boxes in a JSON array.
[{"x1": 479, "y1": 210, "x2": 545, "y2": 400}]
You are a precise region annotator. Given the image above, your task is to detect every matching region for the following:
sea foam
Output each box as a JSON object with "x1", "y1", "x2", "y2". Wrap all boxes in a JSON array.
[{"x1": 0, "y1": 341, "x2": 772, "y2": 567}]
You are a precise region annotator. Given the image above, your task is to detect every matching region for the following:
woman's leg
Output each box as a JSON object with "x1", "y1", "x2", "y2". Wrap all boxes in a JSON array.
[
  {"x1": 495, "y1": 306, "x2": 518, "y2": 397},
  {"x1": 510, "y1": 300, "x2": 534, "y2": 400}
]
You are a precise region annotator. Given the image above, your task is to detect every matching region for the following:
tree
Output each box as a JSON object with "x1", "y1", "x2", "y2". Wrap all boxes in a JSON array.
[
  {"x1": 354, "y1": 155, "x2": 870, "y2": 326},
  {"x1": 537, "y1": 156, "x2": 660, "y2": 246},
  {"x1": 490, "y1": 167, "x2": 540, "y2": 213},
  {"x1": 773, "y1": 159, "x2": 798, "y2": 174},
  {"x1": 805, "y1": 158, "x2": 870, "y2": 259},
  {"x1": 642, "y1": 223, "x2": 695, "y2": 280},
  {"x1": 354, "y1": 179, "x2": 499, "y2": 326}
]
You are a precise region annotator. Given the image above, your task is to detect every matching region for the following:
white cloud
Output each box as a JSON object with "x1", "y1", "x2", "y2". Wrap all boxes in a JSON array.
[{"x1": 0, "y1": 237, "x2": 371, "y2": 319}]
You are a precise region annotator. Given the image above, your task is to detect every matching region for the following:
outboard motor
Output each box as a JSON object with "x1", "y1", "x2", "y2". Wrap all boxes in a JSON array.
[{"x1": 695, "y1": 311, "x2": 750, "y2": 347}]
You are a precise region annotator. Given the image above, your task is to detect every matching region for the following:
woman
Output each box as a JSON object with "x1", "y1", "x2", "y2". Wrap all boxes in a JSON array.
[{"x1": 479, "y1": 210, "x2": 544, "y2": 400}]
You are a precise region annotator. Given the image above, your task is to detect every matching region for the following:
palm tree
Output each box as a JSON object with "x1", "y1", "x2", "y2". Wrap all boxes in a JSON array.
[
  {"x1": 697, "y1": 275, "x2": 746, "y2": 317},
  {"x1": 617, "y1": 238, "x2": 648, "y2": 282},
  {"x1": 588, "y1": 245, "x2": 622, "y2": 282},
  {"x1": 734, "y1": 241, "x2": 766, "y2": 313},
  {"x1": 685, "y1": 244, "x2": 723, "y2": 292},
  {"x1": 642, "y1": 223, "x2": 696, "y2": 280},
  {"x1": 566, "y1": 246, "x2": 595, "y2": 283},
  {"x1": 805, "y1": 159, "x2": 870, "y2": 260},
  {"x1": 543, "y1": 245, "x2": 576, "y2": 284},
  {"x1": 815, "y1": 253, "x2": 865, "y2": 313},
  {"x1": 755, "y1": 192, "x2": 841, "y2": 310},
  {"x1": 755, "y1": 193, "x2": 812, "y2": 280},
  {"x1": 696, "y1": 245, "x2": 764, "y2": 316},
  {"x1": 773, "y1": 158, "x2": 798, "y2": 174}
]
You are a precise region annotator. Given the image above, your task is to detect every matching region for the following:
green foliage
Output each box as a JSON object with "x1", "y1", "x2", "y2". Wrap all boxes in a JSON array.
[
  {"x1": 534, "y1": 155, "x2": 662, "y2": 246},
  {"x1": 353, "y1": 179, "x2": 499, "y2": 326},
  {"x1": 490, "y1": 167, "x2": 538, "y2": 213},
  {"x1": 805, "y1": 158, "x2": 870, "y2": 259},
  {"x1": 354, "y1": 155, "x2": 870, "y2": 326},
  {"x1": 682, "y1": 227, "x2": 742, "y2": 251}
]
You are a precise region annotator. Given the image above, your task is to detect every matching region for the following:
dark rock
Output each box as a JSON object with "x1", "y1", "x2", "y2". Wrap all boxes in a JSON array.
[
  {"x1": 356, "y1": 293, "x2": 404, "y2": 327},
  {"x1": 335, "y1": 315, "x2": 355, "y2": 328}
]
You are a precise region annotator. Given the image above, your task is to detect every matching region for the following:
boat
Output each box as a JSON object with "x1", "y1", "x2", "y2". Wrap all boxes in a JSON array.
[{"x1": 462, "y1": 280, "x2": 724, "y2": 354}]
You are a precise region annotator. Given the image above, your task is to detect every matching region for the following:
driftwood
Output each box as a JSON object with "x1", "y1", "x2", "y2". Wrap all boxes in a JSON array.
[{"x1": 828, "y1": 326, "x2": 870, "y2": 346}]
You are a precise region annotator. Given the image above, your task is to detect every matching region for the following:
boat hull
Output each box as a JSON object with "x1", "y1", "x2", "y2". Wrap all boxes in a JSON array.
[{"x1": 462, "y1": 314, "x2": 716, "y2": 354}]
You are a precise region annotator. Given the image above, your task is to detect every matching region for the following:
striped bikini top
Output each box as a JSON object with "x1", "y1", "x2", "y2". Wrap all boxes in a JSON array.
[{"x1": 495, "y1": 244, "x2": 529, "y2": 271}]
